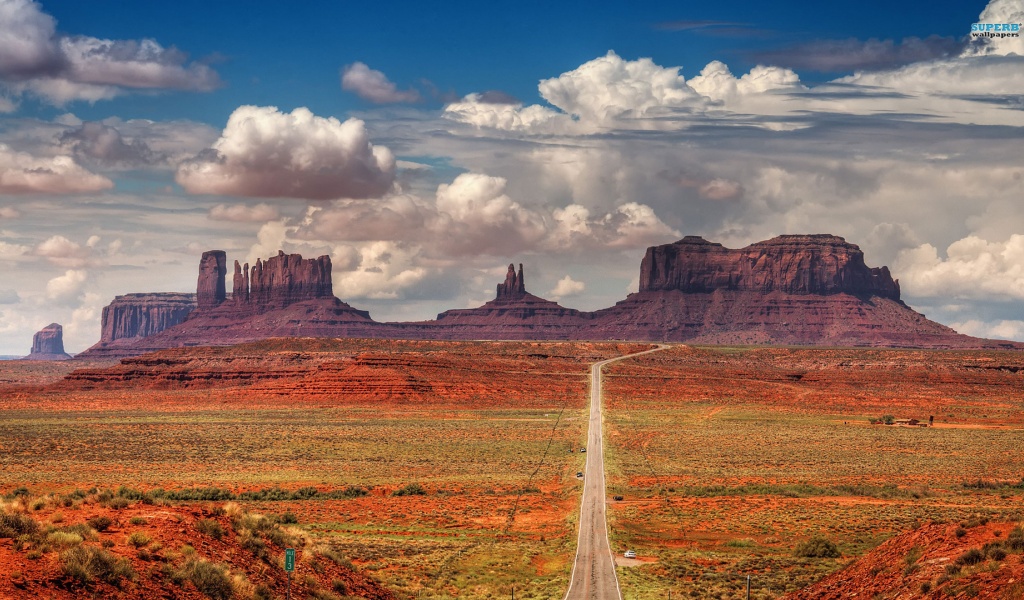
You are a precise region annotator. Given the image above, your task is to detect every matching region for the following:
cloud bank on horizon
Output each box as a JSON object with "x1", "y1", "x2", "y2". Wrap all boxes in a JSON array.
[{"x1": 1, "y1": 0, "x2": 1023, "y2": 353}]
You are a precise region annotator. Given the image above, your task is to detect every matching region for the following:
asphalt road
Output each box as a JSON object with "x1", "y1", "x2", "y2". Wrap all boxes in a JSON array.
[{"x1": 564, "y1": 346, "x2": 669, "y2": 600}]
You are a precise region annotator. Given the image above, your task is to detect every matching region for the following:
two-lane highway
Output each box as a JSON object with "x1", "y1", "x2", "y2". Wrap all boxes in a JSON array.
[{"x1": 564, "y1": 346, "x2": 669, "y2": 600}]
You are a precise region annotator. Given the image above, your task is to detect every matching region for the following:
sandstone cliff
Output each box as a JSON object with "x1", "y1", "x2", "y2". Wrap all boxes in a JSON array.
[
  {"x1": 197, "y1": 251, "x2": 227, "y2": 309},
  {"x1": 24, "y1": 323, "x2": 71, "y2": 360},
  {"x1": 100, "y1": 293, "x2": 197, "y2": 342},
  {"x1": 640, "y1": 235, "x2": 901, "y2": 299},
  {"x1": 77, "y1": 235, "x2": 1023, "y2": 358}
]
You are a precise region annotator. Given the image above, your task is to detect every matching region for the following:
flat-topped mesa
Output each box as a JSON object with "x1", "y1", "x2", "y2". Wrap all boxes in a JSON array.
[
  {"x1": 100, "y1": 293, "x2": 197, "y2": 342},
  {"x1": 197, "y1": 250, "x2": 227, "y2": 309},
  {"x1": 26, "y1": 323, "x2": 71, "y2": 359},
  {"x1": 245, "y1": 250, "x2": 333, "y2": 310},
  {"x1": 496, "y1": 263, "x2": 527, "y2": 301},
  {"x1": 639, "y1": 234, "x2": 901, "y2": 300}
]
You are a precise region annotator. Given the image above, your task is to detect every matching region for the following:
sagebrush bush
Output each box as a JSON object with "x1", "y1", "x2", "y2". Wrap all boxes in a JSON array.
[
  {"x1": 393, "y1": 483, "x2": 427, "y2": 497},
  {"x1": 183, "y1": 559, "x2": 233, "y2": 600},
  {"x1": 955, "y1": 547, "x2": 984, "y2": 566},
  {"x1": 60, "y1": 545, "x2": 135, "y2": 586},
  {"x1": 127, "y1": 531, "x2": 151, "y2": 547},
  {"x1": 0, "y1": 511, "x2": 39, "y2": 538},
  {"x1": 794, "y1": 536, "x2": 840, "y2": 558},
  {"x1": 47, "y1": 531, "x2": 84, "y2": 548},
  {"x1": 86, "y1": 516, "x2": 113, "y2": 532},
  {"x1": 195, "y1": 518, "x2": 225, "y2": 540}
]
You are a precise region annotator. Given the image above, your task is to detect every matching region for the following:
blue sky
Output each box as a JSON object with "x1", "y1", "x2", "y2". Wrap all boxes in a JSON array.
[{"x1": 1, "y1": 0, "x2": 1024, "y2": 353}]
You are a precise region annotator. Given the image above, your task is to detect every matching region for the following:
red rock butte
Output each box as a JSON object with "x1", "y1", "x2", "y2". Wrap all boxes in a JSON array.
[
  {"x1": 23, "y1": 322, "x2": 72, "y2": 360},
  {"x1": 77, "y1": 235, "x2": 1023, "y2": 358}
]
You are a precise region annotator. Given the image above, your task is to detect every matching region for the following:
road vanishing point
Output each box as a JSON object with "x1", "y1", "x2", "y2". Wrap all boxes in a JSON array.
[{"x1": 564, "y1": 345, "x2": 671, "y2": 600}]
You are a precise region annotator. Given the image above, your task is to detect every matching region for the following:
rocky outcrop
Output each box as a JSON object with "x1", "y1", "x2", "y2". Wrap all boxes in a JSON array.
[
  {"x1": 496, "y1": 263, "x2": 526, "y2": 300},
  {"x1": 76, "y1": 236, "x2": 1024, "y2": 358},
  {"x1": 24, "y1": 323, "x2": 72, "y2": 360},
  {"x1": 78, "y1": 251, "x2": 370, "y2": 359},
  {"x1": 100, "y1": 293, "x2": 197, "y2": 342},
  {"x1": 640, "y1": 235, "x2": 901, "y2": 300},
  {"x1": 197, "y1": 251, "x2": 227, "y2": 309},
  {"x1": 232, "y1": 261, "x2": 250, "y2": 305},
  {"x1": 247, "y1": 251, "x2": 333, "y2": 310},
  {"x1": 414, "y1": 264, "x2": 587, "y2": 339}
]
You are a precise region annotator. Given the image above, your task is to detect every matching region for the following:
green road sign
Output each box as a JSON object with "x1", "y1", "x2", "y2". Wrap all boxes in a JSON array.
[{"x1": 285, "y1": 548, "x2": 295, "y2": 572}]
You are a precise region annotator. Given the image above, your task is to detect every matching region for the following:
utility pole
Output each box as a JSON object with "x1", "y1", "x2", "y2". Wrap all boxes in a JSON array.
[{"x1": 746, "y1": 575, "x2": 751, "y2": 600}]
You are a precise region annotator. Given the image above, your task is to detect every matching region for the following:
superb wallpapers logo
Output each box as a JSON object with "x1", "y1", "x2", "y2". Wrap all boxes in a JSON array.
[{"x1": 971, "y1": 22, "x2": 1022, "y2": 38}]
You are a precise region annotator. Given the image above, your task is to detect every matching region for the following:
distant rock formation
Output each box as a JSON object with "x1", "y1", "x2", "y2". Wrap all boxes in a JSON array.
[
  {"x1": 590, "y1": 234, "x2": 985, "y2": 347},
  {"x1": 77, "y1": 235, "x2": 1024, "y2": 359},
  {"x1": 197, "y1": 251, "x2": 227, "y2": 309},
  {"x1": 101, "y1": 293, "x2": 197, "y2": 342},
  {"x1": 24, "y1": 323, "x2": 72, "y2": 360},
  {"x1": 496, "y1": 263, "x2": 526, "y2": 300},
  {"x1": 419, "y1": 263, "x2": 586, "y2": 339},
  {"x1": 247, "y1": 250, "x2": 334, "y2": 310},
  {"x1": 79, "y1": 250, "x2": 370, "y2": 358},
  {"x1": 640, "y1": 235, "x2": 900, "y2": 299}
]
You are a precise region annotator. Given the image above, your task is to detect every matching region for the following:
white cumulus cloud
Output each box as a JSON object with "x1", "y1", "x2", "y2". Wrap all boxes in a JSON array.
[
  {"x1": 176, "y1": 106, "x2": 396, "y2": 200},
  {"x1": 0, "y1": 0, "x2": 220, "y2": 105},
  {"x1": 209, "y1": 203, "x2": 281, "y2": 222},
  {"x1": 550, "y1": 275, "x2": 585, "y2": 299},
  {"x1": 0, "y1": 144, "x2": 112, "y2": 194},
  {"x1": 46, "y1": 268, "x2": 86, "y2": 303},
  {"x1": 341, "y1": 62, "x2": 420, "y2": 104},
  {"x1": 539, "y1": 51, "x2": 704, "y2": 123},
  {"x1": 894, "y1": 234, "x2": 1024, "y2": 301},
  {"x1": 36, "y1": 234, "x2": 91, "y2": 267}
]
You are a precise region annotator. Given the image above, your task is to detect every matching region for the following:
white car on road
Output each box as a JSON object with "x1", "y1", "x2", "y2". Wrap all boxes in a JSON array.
[{"x1": 624, "y1": 550, "x2": 636, "y2": 559}]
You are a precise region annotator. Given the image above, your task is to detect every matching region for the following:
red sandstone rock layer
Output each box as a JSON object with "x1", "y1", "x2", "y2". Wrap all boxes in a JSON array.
[
  {"x1": 24, "y1": 323, "x2": 71, "y2": 360},
  {"x1": 76, "y1": 235, "x2": 1024, "y2": 358},
  {"x1": 196, "y1": 250, "x2": 227, "y2": 309},
  {"x1": 100, "y1": 293, "x2": 196, "y2": 342},
  {"x1": 640, "y1": 235, "x2": 900, "y2": 299}
]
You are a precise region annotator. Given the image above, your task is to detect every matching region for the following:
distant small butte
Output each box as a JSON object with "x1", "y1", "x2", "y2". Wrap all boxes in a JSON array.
[{"x1": 75, "y1": 235, "x2": 1023, "y2": 359}]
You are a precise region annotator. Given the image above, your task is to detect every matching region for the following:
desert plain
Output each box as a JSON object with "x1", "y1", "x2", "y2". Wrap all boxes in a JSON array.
[{"x1": 2, "y1": 339, "x2": 1024, "y2": 599}]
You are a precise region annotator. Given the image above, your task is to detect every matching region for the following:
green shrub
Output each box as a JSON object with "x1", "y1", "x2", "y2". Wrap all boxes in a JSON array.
[
  {"x1": 60, "y1": 545, "x2": 135, "y2": 586},
  {"x1": 102, "y1": 497, "x2": 131, "y2": 510},
  {"x1": 278, "y1": 511, "x2": 299, "y2": 524},
  {"x1": 240, "y1": 531, "x2": 269, "y2": 561},
  {"x1": 0, "y1": 511, "x2": 39, "y2": 538},
  {"x1": 47, "y1": 531, "x2": 84, "y2": 548},
  {"x1": 794, "y1": 536, "x2": 840, "y2": 558},
  {"x1": 955, "y1": 548, "x2": 984, "y2": 566},
  {"x1": 955, "y1": 526, "x2": 967, "y2": 538},
  {"x1": 86, "y1": 516, "x2": 113, "y2": 532},
  {"x1": 1007, "y1": 527, "x2": 1024, "y2": 552},
  {"x1": 393, "y1": 483, "x2": 427, "y2": 497},
  {"x1": 127, "y1": 531, "x2": 151, "y2": 547},
  {"x1": 195, "y1": 518, "x2": 225, "y2": 540},
  {"x1": 129, "y1": 516, "x2": 147, "y2": 525},
  {"x1": 183, "y1": 560, "x2": 233, "y2": 600}
]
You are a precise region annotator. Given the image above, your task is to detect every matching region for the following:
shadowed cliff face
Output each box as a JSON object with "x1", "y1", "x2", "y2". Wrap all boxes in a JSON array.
[
  {"x1": 26, "y1": 323, "x2": 71, "y2": 360},
  {"x1": 639, "y1": 235, "x2": 901, "y2": 300},
  {"x1": 100, "y1": 293, "x2": 197, "y2": 342}
]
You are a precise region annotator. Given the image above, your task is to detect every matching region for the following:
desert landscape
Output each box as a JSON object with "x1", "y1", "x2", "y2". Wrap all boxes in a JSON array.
[
  {"x1": 3, "y1": 340, "x2": 1023, "y2": 599},
  {"x1": 3, "y1": 1, "x2": 1024, "y2": 597}
]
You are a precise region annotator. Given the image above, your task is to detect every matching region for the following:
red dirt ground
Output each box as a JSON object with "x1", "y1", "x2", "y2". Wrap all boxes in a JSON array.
[
  {"x1": 0, "y1": 497, "x2": 394, "y2": 600},
  {"x1": 786, "y1": 521, "x2": 1024, "y2": 599}
]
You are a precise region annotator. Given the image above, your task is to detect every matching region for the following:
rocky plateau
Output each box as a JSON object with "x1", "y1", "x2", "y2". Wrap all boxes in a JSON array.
[{"x1": 74, "y1": 234, "x2": 1023, "y2": 358}]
